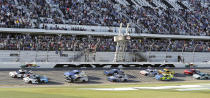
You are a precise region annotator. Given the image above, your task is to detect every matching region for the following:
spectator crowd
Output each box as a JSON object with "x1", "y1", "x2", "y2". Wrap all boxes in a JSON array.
[
  {"x1": 0, "y1": 0, "x2": 209, "y2": 36},
  {"x1": 0, "y1": 33, "x2": 209, "y2": 52},
  {"x1": 121, "y1": 0, "x2": 209, "y2": 36}
]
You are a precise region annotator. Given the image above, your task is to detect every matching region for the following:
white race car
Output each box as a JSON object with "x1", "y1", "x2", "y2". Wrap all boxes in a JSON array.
[
  {"x1": 193, "y1": 73, "x2": 210, "y2": 80},
  {"x1": 140, "y1": 69, "x2": 158, "y2": 76},
  {"x1": 64, "y1": 70, "x2": 88, "y2": 83},
  {"x1": 23, "y1": 75, "x2": 48, "y2": 84},
  {"x1": 9, "y1": 69, "x2": 33, "y2": 78},
  {"x1": 107, "y1": 74, "x2": 128, "y2": 82}
]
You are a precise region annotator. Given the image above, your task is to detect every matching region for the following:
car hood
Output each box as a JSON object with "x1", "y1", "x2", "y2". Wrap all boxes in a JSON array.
[{"x1": 9, "y1": 71, "x2": 17, "y2": 74}]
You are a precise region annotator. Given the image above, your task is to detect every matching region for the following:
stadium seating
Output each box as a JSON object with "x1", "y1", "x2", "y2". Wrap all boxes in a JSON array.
[{"x1": 0, "y1": 0, "x2": 209, "y2": 36}]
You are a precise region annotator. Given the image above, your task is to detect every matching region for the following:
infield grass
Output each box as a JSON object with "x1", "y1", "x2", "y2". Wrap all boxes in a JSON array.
[{"x1": 0, "y1": 82, "x2": 210, "y2": 98}]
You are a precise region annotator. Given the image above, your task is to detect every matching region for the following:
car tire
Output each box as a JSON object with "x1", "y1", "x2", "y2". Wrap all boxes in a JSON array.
[
  {"x1": 13, "y1": 75, "x2": 17, "y2": 78},
  {"x1": 28, "y1": 81, "x2": 32, "y2": 84},
  {"x1": 67, "y1": 80, "x2": 71, "y2": 83},
  {"x1": 154, "y1": 73, "x2": 157, "y2": 76},
  {"x1": 124, "y1": 79, "x2": 127, "y2": 82},
  {"x1": 41, "y1": 81, "x2": 45, "y2": 84},
  {"x1": 71, "y1": 80, "x2": 74, "y2": 83}
]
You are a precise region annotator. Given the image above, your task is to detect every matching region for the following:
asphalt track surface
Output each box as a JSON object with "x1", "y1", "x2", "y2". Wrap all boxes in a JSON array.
[{"x1": 1, "y1": 68, "x2": 210, "y2": 86}]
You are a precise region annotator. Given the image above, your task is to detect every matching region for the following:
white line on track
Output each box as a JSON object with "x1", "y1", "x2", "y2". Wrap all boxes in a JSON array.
[{"x1": 85, "y1": 84, "x2": 210, "y2": 91}]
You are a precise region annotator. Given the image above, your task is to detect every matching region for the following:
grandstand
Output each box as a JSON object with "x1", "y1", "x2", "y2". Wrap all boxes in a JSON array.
[{"x1": 0, "y1": 0, "x2": 209, "y2": 68}]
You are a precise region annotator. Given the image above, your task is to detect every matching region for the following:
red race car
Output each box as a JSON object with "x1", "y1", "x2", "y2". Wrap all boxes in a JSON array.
[{"x1": 184, "y1": 69, "x2": 200, "y2": 75}]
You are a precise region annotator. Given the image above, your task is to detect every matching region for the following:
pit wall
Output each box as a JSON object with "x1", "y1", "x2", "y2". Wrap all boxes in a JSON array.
[{"x1": 0, "y1": 50, "x2": 209, "y2": 63}]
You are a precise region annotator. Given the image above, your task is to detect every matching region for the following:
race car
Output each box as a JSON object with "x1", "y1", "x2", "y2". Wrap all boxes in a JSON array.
[
  {"x1": 23, "y1": 74, "x2": 48, "y2": 84},
  {"x1": 64, "y1": 70, "x2": 88, "y2": 83},
  {"x1": 9, "y1": 69, "x2": 33, "y2": 78},
  {"x1": 140, "y1": 69, "x2": 158, "y2": 76},
  {"x1": 107, "y1": 74, "x2": 128, "y2": 82},
  {"x1": 20, "y1": 64, "x2": 40, "y2": 68},
  {"x1": 158, "y1": 68, "x2": 175, "y2": 75},
  {"x1": 185, "y1": 63, "x2": 198, "y2": 68},
  {"x1": 104, "y1": 69, "x2": 124, "y2": 76},
  {"x1": 184, "y1": 69, "x2": 200, "y2": 75},
  {"x1": 193, "y1": 73, "x2": 210, "y2": 80},
  {"x1": 155, "y1": 73, "x2": 174, "y2": 81}
]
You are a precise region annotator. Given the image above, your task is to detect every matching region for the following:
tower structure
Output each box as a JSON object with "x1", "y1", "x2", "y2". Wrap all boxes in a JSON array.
[{"x1": 113, "y1": 23, "x2": 131, "y2": 62}]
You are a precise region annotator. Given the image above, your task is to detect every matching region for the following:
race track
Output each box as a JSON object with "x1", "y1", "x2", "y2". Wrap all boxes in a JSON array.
[{"x1": 1, "y1": 68, "x2": 210, "y2": 86}]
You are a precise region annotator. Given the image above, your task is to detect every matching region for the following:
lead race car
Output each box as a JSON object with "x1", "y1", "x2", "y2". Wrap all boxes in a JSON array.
[
  {"x1": 185, "y1": 63, "x2": 198, "y2": 68},
  {"x1": 20, "y1": 63, "x2": 40, "y2": 69},
  {"x1": 9, "y1": 69, "x2": 33, "y2": 78},
  {"x1": 64, "y1": 70, "x2": 88, "y2": 83},
  {"x1": 23, "y1": 74, "x2": 48, "y2": 84}
]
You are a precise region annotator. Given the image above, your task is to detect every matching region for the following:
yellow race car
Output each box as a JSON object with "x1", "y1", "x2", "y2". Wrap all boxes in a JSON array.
[
  {"x1": 158, "y1": 68, "x2": 175, "y2": 75},
  {"x1": 155, "y1": 73, "x2": 174, "y2": 81}
]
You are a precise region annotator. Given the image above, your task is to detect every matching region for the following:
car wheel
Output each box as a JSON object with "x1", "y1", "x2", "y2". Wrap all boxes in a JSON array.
[
  {"x1": 154, "y1": 73, "x2": 157, "y2": 76},
  {"x1": 13, "y1": 75, "x2": 17, "y2": 78},
  {"x1": 123, "y1": 79, "x2": 127, "y2": 82},
  {"x1": 67, "y1": 80, "x2": 71, "y2": 83},
  {"x1": 205, "y1": 77, "x2": 208, "y2": 80},
  {"x1": 71, "y1": 80, "x2": 74, "y2": 83},
  {"x1": 82, "y1": 80, "x2": 86, "y2": 83},
  {"x1": 28, "y1": 81, "x2": 32, "y2": 84},
  {"x1": 41, "y1": 81, "x2": 45, "y2": 84}
]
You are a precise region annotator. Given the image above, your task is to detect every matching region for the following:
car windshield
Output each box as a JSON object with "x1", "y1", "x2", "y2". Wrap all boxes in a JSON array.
[
  {"x1": 201, "y1": 73, "x2": 207, "y2": 76},
  {"x1": 74, "y1": 72, "x2": 80, "y2": 74},
  {"x1": 18, "y1": 71, "x2": 26, "y2": 74},
  {"x1": 29, "y1": 76, "x2": 37, "y2": 79},
  {"x1": 195, "y1": 70, "x2": 200, "y2": 73}
]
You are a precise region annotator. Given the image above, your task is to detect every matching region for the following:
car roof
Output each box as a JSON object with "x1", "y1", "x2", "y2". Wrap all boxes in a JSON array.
[
  {"x1": 64, "y1": 70, "x2": 81, "y2": 75},
  {"x1": 72, "y1": 70, "x2": 81, "y2": 73}
]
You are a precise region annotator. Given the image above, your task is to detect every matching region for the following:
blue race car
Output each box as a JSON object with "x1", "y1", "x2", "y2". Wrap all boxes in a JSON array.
[
  {"x1": 104, "y1": 69, "x2": 124, "y2": 76},
  {"x1": 64, "y1": 70, "x2": 88, "y2": 83},
  {"x1": 107, "y1": 74, "x2": 128, "y2": 82}
]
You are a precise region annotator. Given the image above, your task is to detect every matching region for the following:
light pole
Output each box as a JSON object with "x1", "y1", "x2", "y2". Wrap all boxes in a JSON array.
[
  {"x1": 148, "y1": 42, "x2": 155, "y2": 62},
  {"x1": 58, "y1": 34, "x2": 62, "y2": 62},
  {"x1": 192, "y1": 44, "x2": 199, "y2": 63},
  {"x1": 72, "y1": 35, "x2": 76, "y2": 62},
  {"x1": 46, "y1": 40, "x2": 49, "y2": 62},
  {"x1": 17, "y1": 40, "x2": 21, "y2": 62},
  {"x1": 181, "y1": 44, "x2": 187, "y2": 63},
  {"x1": 35, "y1": 38, "x2": 38, "y2": 62},
  {"x1": 164, "y1": 40, "x2": 172, "y2": 62}
]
